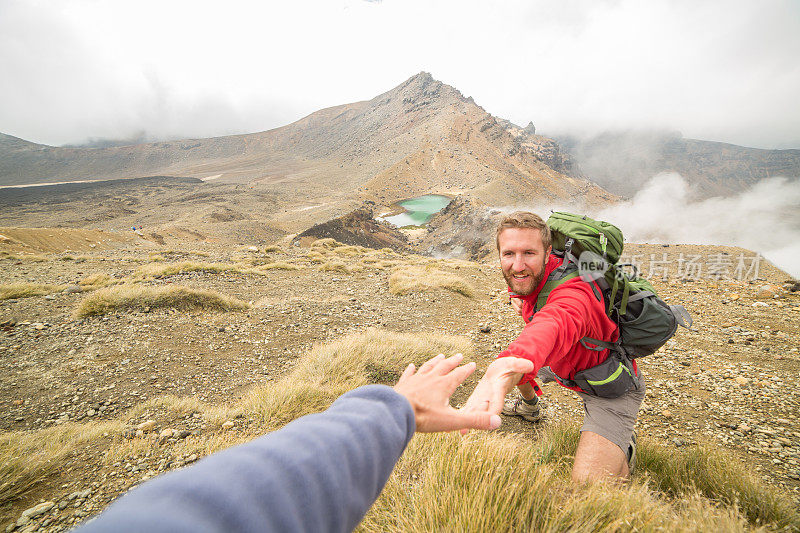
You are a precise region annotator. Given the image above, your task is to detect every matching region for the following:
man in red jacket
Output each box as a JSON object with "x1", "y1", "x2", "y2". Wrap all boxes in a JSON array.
[{"x1": 464, "y1": 212, "x2": 644, "y2": 483}]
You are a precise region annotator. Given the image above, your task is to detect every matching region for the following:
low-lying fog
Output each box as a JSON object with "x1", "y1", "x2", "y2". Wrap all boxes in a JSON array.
[{"x1": 516, "y1": 174, "x2": 800, "y2": 278}]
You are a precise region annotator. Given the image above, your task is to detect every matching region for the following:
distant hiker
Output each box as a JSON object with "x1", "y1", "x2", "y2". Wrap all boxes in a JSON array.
[
  {"x1": 463, "y1": 212, "x2": 645, "y2": 483},
  {"x1": 75, "y1": 353, "x2": 532, "y2": 533}
]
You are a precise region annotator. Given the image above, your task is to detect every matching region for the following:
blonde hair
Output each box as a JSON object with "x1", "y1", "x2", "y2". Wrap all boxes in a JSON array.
[{"x1": 495, "y1": 212, "x2": 551, "y2": 251}]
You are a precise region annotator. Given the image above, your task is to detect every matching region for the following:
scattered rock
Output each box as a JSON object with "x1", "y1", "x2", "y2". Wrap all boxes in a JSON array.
[
  {"x1": 662, "y1": 410, "x2": 673, "y2": 419},
  {"x1": 21, "y1": 501, "x2": 54, "y2": 520},
  {"x1": 137, "y1": 420, "x2": 156, "y2": 432},
  {"x1": 221, "y1": 421, "x2": 235, "y2": 430},
  {"x1": 734, "y1": 377, "x2": 750, "y2": 386},
  {"x1": 479, "y1": 324, "x2": 491, "y2": 333},
  {"x1": 63, "y1": 285, "x2": 83, "y2": 294},
  {"x1": 755, "y1": 284, "x2": 781, "y2": 299}
]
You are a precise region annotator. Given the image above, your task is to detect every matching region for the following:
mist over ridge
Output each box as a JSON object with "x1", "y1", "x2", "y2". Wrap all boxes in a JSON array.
[{"x1": 593, "y1": 174, "x2": 800, "y2": 277}]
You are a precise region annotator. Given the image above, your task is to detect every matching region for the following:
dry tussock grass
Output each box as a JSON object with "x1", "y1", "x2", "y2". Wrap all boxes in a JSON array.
[
  {"x1": 211, "y1": 329, "x2": 472, "y2": 429},
  {"x1": 638, "y1": 438, "x2": 798, "y2": 527},
  {"x1": 0, "y1": 282, "x2": 64, "y2": 300},
  {"x1": 74, "y1": 285, "x2": 249, "y2": 317},
  {"x1": 254, "y1": 262, "x2": 300, "y2": 271},
  {"x1": 310, "y1": 238, "x2": 341, "y2": 250},
  {"x1": 389, "y1": 266, "x2": 474, "y2": 297},
  {"x1": 0, "y1": 421, "x2": 123, "y2": 503},
  {"x1": 263, "y1": 245, "x2": 283, "y2": 253},
  {"x1": 78, "y1": 273, "x2": 117, "y2": 290},
  {"x1": 0, "y1": 253, "x2": 48, "y2": 262},
  {"x1": 333, "y1": 245, "x2": 369, "y2": 257},
  {"x1": 319, "y1": 261, "x2": 364, "y2": 273},
  {"x1": 135, "y1": 260, "x2": 300, "y2": 279},
  {"x1": 361, "y1": 427, "x2": 799, "y2": 532},
  {"x1": 135, "y1": 261, "x2": 239, "y2": 279}
]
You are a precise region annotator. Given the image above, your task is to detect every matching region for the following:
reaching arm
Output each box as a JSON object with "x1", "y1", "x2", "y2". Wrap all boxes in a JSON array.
[
  {"x1": 77, "y1": 386, "x2": 414, "y2": 533},
  {"x1": 76, "y1": 354, "x2": 504, "y2": 533}
]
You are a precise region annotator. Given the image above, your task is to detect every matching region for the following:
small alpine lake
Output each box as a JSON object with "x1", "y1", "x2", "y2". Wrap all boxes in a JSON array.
[{"x1": 379, "y1": 194, "x2": 451, "y2": 227}]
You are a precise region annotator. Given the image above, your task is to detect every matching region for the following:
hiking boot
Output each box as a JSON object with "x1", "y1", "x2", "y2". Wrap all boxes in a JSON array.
[
  {"x1": 627, "y1": 431, "x2": 637, "y2": 477},
  {"x1": 501, "y1": 396, "x2": 543, "y2": 422}
]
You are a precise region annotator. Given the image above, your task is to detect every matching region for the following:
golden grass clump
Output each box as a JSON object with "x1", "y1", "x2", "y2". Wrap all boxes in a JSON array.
[
  {"x1": 74, "y1": 285, "x2": 250, "y2": 317},
  {"x1": 223, "y1": 328, "x2": 473, "y2": 427},
  {"x1": 319, "y1": 261, "x2": 364, "y2": 274},
  {"x1": 254, "y1": 262, "x2": 300, "y2": 271},
  {"x1": 0, "y1": 282, "x2": 64, "y2": 300},
  {"x1": 333, "y1": 245, "x2": 369, "y2": 257},
  {"x1": 0, "y1": 421, "x2": 123, "y2": 503},
  {"x1": 1, "y1": 253, "x2": 48, "y2": 262},
  {"x1": 389, "y1": 265, "x2": 474, "y2": 297},
  {"x1": 135, "y1": 261, "x2": 239, "y2": 279},
  {"x1": 263, "y1": 245, "x2": 283, "y2": 253},
  {"x1": 361, "y1": 427, "x2": 799, "y2": 532},
  {"x1": 310, "y1": 238, "x2": 342, "y2": 250},
  {"x1": 638, "y1": 438, "x2": 799, "y2": 528},
  {"x1": 78, "y1": 273, "x2": 116, "y2": 290}
]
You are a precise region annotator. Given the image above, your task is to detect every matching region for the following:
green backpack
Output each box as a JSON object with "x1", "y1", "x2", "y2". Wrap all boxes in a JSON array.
[{"x1": 535, "y1": 212, "x2": 691, "y2": 397}]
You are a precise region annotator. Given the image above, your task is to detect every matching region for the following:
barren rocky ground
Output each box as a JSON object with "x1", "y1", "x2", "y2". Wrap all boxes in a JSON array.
[{"x1": 0, "y1": 235, "x2": 798, "y2": 531}]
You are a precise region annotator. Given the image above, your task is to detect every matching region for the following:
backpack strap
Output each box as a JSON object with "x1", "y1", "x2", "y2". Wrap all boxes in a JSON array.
[{"x1": 535, "y1": 268, "x2": 579, "y2": 312}]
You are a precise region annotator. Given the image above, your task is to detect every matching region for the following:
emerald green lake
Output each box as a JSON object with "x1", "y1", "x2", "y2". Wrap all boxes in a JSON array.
[{"x1": 381, "y1": 194, "x2": 451, "y2": 227}]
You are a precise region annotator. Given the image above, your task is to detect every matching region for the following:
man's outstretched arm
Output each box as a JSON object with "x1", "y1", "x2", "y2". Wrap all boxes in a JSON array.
[{"x1": 76, "y1": 354, "x2": 505, "y2": 533}]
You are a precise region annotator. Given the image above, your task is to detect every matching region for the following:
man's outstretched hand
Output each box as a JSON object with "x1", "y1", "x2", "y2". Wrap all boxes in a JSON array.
[
  {"x1": 393, "y1": 353, "x2": 502, "y2": 433},
  {"x1": 459, "y1": 357, "x2": 534, "y2": 433}
]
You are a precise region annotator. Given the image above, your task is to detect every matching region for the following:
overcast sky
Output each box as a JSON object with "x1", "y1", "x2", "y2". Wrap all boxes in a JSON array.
[{"x1": 1, "y1": 0, "x2": 799, "y2": 149}]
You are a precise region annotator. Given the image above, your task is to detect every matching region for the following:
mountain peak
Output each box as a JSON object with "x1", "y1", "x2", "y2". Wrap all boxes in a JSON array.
[{"x1": 378, "y1": 71, "x2": 468, "y2": 111}]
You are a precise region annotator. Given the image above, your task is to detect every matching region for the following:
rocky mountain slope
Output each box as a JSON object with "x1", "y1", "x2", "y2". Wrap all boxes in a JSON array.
[
  {"x1": 0, "y1": 73, "x2": 613, "y2": 211},
  {"x1": 552, "y1": 130, "x2": 800, "y2": 199},
  {"x1": 292, "y1": 207, "x2": 412, "y2": 251}
]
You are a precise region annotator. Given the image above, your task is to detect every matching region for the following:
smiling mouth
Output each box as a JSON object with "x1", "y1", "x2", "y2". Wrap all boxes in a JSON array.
[{"x1": 512, "y1": 273, "x2": 530, "y2": 280}]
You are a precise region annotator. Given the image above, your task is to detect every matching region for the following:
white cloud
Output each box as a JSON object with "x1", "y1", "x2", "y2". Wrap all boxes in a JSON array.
[
  {"x1": 0, "y1": 0, "x2": 798, "y2": 148},
  {"x1": 594, "y1": 173, "x2": 800, "y2": 277}
]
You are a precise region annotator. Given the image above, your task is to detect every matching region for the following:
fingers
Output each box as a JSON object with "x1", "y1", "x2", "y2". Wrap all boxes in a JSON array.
[
  {"x1": 417, "y1": 353, "x2": 446, "y2": 373},
  {"x1": 419, "y1": 409, "x2": 502, "y2": 433},
  {"x1": 399, "y1": 363, "x2": 416, "y2": 380},
  {"x1": 444, "y1": 361, "x2": 476, "y2": 388}
]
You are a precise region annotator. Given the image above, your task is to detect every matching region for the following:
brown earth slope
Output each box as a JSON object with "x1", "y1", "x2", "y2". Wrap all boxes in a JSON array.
[{"x1": 0, "y1": 73, "x2": 614, "y2": 212}]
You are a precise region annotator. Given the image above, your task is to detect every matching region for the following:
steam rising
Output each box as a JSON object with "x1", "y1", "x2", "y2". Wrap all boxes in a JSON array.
[{"x1": 594, "y1": 174, "x2": 800, "y2": 277}]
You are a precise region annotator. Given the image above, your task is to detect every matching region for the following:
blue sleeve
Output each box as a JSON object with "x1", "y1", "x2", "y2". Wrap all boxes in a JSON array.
[{"x1": 76, "y1": 385, "x2": 415, "y2": 533}]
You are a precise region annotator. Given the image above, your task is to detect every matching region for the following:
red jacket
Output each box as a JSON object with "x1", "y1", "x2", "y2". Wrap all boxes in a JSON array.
[{"x1": 497, "y1": 254, "x2": 623, "y2": 394}]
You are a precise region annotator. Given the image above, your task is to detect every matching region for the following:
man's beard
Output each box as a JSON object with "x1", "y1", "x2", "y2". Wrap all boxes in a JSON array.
[{"x1": 503, "y1": 258, "x2": 548, "y2": 296}]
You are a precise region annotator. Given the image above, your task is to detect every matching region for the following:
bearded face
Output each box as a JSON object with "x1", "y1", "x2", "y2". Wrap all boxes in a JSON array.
[{"x1": 498, "y1": 228, "x2": 551, "y2": 296}]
